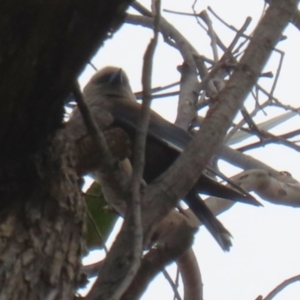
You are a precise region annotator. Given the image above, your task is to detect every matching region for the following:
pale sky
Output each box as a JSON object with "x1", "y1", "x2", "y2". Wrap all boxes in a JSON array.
[{"x1": 80, "y1": 1, "x2": 300, "y2": 299}]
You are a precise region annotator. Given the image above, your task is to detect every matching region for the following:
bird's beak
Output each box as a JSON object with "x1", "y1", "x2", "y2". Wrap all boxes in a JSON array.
[{"x1": 109, "y1": 68, "x2": 123, "y2": 85}]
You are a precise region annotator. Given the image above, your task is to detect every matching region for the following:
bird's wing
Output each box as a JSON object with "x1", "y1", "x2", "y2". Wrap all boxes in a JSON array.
[
  {"x1": 107, "y1": 98, "x2": 261, "y2": 206},
  {"x1": 74, "y1": 66, "x2": 260, "y2": 251},
  {"x1": 106, "y1": 96, "x2": 191, "y2": 149}
]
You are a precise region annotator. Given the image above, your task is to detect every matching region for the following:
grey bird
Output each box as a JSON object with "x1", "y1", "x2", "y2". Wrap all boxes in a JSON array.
[{"x1": 67, "y1": 66, "x2": 261, "y2": 251}]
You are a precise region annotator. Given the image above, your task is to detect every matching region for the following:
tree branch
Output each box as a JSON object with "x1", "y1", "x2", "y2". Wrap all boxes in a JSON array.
[{"x1": 141, "y1": 0, "x2": 298, "y2": 240}]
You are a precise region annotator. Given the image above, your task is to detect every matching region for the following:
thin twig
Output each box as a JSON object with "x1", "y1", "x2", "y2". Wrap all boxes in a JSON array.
[
  {"x1": 191, "y1": 6, "x2": 228, "y2": 53},
  {"x1": 198, "y1": 11, "x2": 219, "y2": 62},
  {"x1": 263, "y1": 274, "x2": 300, "y2": 300},
  {"x1": 225, "y1": 101, "x2": 268, "y2": 144},
  {"x1": 240, "y1": 107, "x2": 262, "y2": 137},
  {"x1": 88, "y1": 61, "x2": 98, "y2": 71},
  {"x1": 129, "y1": 3, "x2": 199, "y2": 68},
  {"x1": 207, "y1": 6, "x2": 250, "y2": 38},
  {"x1": 163, "y1": 8, "x2": 194, "y2": 17},
  {"x1": 173, "y1": 268, "x2": 181, "y2": 300},
  {"x1": 222, "y1": 17, "x2": 252, "y2": 58},
  {"x1": 162, "y1": 269, "x2": 182, "y2": 300},
  {"x1": 237, "y1": 129, "x2": 300, "y2": 153},
  {"x1": 135, "y1": 80, "x2": 179, "y2": 96},
  {"x1": 134, "y1": 80, "x2": 180, "y2": 99},
  {"x1": 269, "y1": 49, "x2": 285, "y2": 99},
  {"x1": 256, "y1": 83, "x2": 280, "y2": 103},
  {"x1": 109, "y1": 2, "x2": 161, "y2": 300},
  {"x1": 136, "y1": 90, "x2": 179, "y2": 100},
  {"x1": 72, "y1": 81, "x2": 116, "y2": 173}
]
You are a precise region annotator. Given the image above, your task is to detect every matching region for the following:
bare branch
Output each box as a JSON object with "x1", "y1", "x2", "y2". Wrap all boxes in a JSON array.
[
  {"x1": 162, "y1": 269, "x2": 182, "y2": 300},
  {"x1": 177, "y1": 249, "x2": 203, "y2": 300},
  {"x1": 72, "y1": 82, "x2": 117, "y2": 173},
  {"x1": 142, "y1": 0, "x2": 297, "y2": 233},
  {"x1": 262, "y1": 274, "x2": 300, "y2": 300},
  {"x1": 122, "y1": 219, "x2": 195, "y2": 299},
  {"x1": 108, "y1": 2, "x2": 161, "y2": 299}
]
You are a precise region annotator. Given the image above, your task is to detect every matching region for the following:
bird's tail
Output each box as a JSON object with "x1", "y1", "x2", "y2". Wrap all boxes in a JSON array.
[
  {"x1": 184, "y1": 187, "x2": 232, "y2": 251},
  {"x1": 195, "y1": 175, "x2": 261, "y2": 206}
]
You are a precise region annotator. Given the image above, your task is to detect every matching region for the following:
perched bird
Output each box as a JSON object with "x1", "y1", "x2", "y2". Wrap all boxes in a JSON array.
[{"x1": 68, "y1": 66, "x2": 261, "y2": 251}]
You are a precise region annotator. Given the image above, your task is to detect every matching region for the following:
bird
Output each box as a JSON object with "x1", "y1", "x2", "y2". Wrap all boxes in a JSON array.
[{"x1": 67, "y1": 66, "x2": 261, "y2": 251}]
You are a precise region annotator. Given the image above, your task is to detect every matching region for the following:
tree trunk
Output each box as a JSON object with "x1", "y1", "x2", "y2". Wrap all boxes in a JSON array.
[
  {"x1": 0, "y1": 0, "x2": 132, "y2": 299},
  {"x1": 0, "y1": 132, "x2": 85, "y2": 300}
]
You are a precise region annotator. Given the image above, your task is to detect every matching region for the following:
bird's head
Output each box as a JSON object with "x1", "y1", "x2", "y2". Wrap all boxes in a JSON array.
[{"x1": 83, "y1": 66, "x2": 136, "y2": 102}]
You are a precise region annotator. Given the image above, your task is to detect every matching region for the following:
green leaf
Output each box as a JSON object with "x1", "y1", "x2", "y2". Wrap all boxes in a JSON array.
[{"x1": 84, "y1": 181, "x2": 119, "y2": 250}]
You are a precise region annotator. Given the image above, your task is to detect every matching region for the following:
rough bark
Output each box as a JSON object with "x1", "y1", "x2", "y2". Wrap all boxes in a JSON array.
[
  {"x1": 0, "y1": 133, "x2": 85, "y2": 300},
  {"x1": 0, "y1": 0, "x2": 132, "y2": 299}
]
